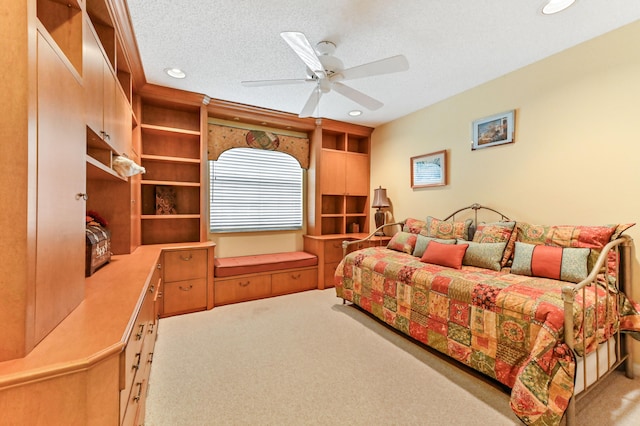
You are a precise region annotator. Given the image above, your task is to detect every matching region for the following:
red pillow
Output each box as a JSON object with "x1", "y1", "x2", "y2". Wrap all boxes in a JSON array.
[{"x1": 420, "y1": 241, "x2": 469, "y2": 269}]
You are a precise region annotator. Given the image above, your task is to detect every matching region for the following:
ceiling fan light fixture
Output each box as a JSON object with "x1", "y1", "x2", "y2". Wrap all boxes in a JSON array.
[
  {"x1": 164, "y1": 67, "x2": 186, "y2": 79},
  {"x1": 541, "y1": 0, "x2": 576, "y2": 15},
  {"x1": 349, "y1": 110, "x2": 362, "y2": 117}
]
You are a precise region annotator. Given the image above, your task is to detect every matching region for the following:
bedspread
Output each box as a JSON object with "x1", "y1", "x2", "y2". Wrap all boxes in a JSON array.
[{"x1": 335, "y1": 246, "x2": 640, "y2": 425}]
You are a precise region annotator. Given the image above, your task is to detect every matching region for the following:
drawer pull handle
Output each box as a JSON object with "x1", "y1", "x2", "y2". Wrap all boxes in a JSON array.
[
  {"x1": 239, "y1": 281, "x2": 250, "y2": 287},
  {"x1": 133, "y1": 382, "x2": 143, "y2": 402},
  {"x1": 132, "y1": 353, "x2": 141, "y2": 371},
  {"x1": 180, "y1": 254, "x2": 193, "y2": 261},
  {"x1": 333, "y1": 243, "x2": 341, "y2": 248},
  {"x1": 179, "y1": 285, "x2": 193, "y2": 291},
  {"x1": 148, "y1": 352, "x2": 154, "y2": 364},
  {"x1": 135, "y1": 324, "x2": 145, "y2": 340},
  {"x1": 148, "y1": 324, "x2": 155, "y2": 334},
  {"x1": 291, "y1": 273, "x2": 301, "y2": 279}
]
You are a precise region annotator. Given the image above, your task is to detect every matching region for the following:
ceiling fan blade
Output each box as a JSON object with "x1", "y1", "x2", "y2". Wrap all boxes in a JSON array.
[
  {"x1": 334, "y1": 55, "x2": 409, "y2": 81},
  {"x1": 332, "y1": 82, "x2": 383, "y2": 111},
  {"x1": 241, "y1": 78, "x2": 312, "y2": 87},
  {"x1": 280, "y1": 32, "x2": 325, "y2": 78},
  {"x1": 299, "y1": 86, "x2": 322, "y2": 118}
]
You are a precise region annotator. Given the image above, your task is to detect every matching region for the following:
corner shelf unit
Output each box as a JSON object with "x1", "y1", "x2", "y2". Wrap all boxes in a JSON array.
[
  {"x1": 312, "y1": 123, "x2": 372, "y2": 236},
  {"x1": 139, "y1": 98, "x2": 206, "y2": 245}
]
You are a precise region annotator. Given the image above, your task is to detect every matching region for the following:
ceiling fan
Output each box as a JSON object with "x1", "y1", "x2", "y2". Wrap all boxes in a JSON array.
[{"x1": 241, "y1": 31, "x2": 409, "y2": 118}]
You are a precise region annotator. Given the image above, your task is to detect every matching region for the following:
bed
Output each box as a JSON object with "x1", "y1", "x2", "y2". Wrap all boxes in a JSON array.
[{"x1": 334, "y1": 204, "x2": 640, "y2": 426}]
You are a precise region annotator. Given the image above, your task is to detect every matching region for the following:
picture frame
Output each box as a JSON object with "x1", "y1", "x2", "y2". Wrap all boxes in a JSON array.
[
  {"x1": 410, "y1": 150, "x2": 447, "y2": 188},
  {"x1": 471, "y1": 110, "x2": 515, "y2": 150}
]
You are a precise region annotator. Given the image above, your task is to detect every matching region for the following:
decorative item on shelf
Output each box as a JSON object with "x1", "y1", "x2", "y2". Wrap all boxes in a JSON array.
[
  {"x1": 156, "y1": 186, "x2": 177, "y2": 214},
  {"x1": 372, "y1": 186, "x2": 390, "y2": 236},
  {"x1": 112, "y1": 155, "x2": 146, "y2": 178},
  {"x1": 85, "y1": 210, "x2": 111, "y2": 276}
]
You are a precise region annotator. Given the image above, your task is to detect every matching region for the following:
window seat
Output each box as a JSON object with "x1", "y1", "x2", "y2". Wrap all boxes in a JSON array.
[{"x1": 214, "y1": 252, "x2": 318, "y2": 305}]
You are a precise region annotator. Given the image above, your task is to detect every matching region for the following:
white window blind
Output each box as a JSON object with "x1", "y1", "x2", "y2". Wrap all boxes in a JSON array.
[{"x1": 209, "y1": 148, "x2": 303, "y2": 232}]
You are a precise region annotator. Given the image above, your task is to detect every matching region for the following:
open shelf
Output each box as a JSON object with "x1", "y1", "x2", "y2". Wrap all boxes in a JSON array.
[
  {"x1": 37, "y1": 0, "x2": 83, "y2": 73},
  {"x1": 86, "y1": 155, "x2": 126, "y2": 181}
]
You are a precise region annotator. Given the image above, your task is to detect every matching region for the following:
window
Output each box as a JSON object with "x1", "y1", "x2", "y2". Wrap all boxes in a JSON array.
[{"x1": 209, "y1": 148, "x2": 303, "y2": 232}]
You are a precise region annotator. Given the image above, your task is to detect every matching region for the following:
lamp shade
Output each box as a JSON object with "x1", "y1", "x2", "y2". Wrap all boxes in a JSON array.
[{"x1": 372, "y1": 186, "x2": 390, "y2": 208}]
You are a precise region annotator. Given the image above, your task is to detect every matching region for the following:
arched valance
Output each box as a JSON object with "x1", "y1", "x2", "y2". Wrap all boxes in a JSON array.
[{"x1": 208, "y1": 124, "x2": 310, "y2": 169}]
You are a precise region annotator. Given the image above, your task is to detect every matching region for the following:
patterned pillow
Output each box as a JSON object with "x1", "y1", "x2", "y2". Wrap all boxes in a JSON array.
[
  {"x1": 516, "y1": 223, "x2": 621, "y2": 273},
  {"x1": 420, "y1": 241, "x2": 469, "y2": 269},
  {"x1": 413, "y1": 235, "x2": 456, "y2": 257},
  {"x1": 425, "y1": 216, "x2": 473, "y2": 240},
  {"x1": 473, "y1": 221, "x2": 517, "y2": 267},
  {"x1": 511, "y1": 242, "x2": 590, "y2": 283},
  {"x1": 402, "y1": 218, "x2": 428, "y2": 234},
  {"x1": 459, "y1": 240, "x2": 508, "y2": 271},
  {"x1": 386, "y1": 231, "x2": 418, "y2": 254}
]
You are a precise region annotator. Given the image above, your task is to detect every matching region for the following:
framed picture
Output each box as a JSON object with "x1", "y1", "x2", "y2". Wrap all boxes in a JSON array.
[
  {"x1": 471, "y1": 110, "x2": 515, "y2": 150},
  {"x1": 410, "y1": 150, "x2": 447, "y2": 188}
]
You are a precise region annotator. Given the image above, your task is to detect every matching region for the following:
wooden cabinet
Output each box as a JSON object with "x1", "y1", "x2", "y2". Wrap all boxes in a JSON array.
[
  {"x1": 309, "y1": 122, "x2": 373, "y2": 236},
  {"x1": 34, "y1": 29, "x2": 87, "y2": 347},
  {"x1": 304, "y1": 235, "x2": 390, "y2": 289},
  {"x1": 160, "y1": 245, "x2": 215, "y2": 317},
  {"x1": 215, "y1": 266, "x2": 318, "y2": 305},
  {"x1": 138, "y1": 93, "x2": 207, "y2": 245},
  {"x1": 121, "y1": 265, "x2": 159, "y2": 425}
]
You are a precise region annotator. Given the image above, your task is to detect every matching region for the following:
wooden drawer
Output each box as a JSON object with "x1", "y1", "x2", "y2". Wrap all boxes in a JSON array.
[
  {"x1": 163, "y1": 278, "x2": 207, "y2": 315},
  {"x1": 272, "y1": 268, "x2": 317, "y2": 296},
  {"x1": 215, "y1": 274, "x2": 271, "y2": 305},
  {"x1": 163, "y1": 249, "x2": 207, "y2": 282},
  {"x1": 324, "y1": 240, "x2": 344, "y2": 263}
]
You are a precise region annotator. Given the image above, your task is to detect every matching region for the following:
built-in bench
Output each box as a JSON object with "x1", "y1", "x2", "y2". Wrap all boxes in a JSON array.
[{"x1": 214, "y1": 251, "x2": 318, "y2": 305}]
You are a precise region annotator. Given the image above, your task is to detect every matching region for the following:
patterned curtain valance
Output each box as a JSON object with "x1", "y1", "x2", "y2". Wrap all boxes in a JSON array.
[{"x1": 207, "y1": 124, "x2": 310, "y2": 169}]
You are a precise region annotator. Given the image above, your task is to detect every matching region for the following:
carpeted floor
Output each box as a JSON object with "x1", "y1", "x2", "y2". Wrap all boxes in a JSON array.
[{"x1": 145, "y1": 289, "x2": 640, "y2": 425}]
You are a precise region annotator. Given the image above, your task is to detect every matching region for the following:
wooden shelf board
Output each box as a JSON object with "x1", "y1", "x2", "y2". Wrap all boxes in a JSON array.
[
  {"x1": 141, "y1": 154, "x2": 200, "y2": 164},
  {"x1": 86, "y1": 156, "x2": 126, "y2": 182},
  {"x1": 140, "y1": 180, "x2": 200, "y2": 187},
  {"x1": 140, "y1": 123, "x2": 200, "y2": 136},
  {"x1": 141, "y1": 214, "x2": 201, "y2": 220}
]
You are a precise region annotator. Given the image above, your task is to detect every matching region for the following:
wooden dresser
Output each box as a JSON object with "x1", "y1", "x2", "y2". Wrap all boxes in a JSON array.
[{"x1": 0, "y1": 242, "x2": 214, "y2": 425}]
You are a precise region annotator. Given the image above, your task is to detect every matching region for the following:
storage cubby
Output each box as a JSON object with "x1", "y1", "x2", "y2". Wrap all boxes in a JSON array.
[
  {"x1": 346, "y1": 196, "x2": 367, "y2": 214},
  {"x1": 347, "y1": 134, "x2": 369, "y2": 154},
  {"x1": 141, "y1": 184, "x2": 201, "y2": 216},
  {"x1": 322, "y1": 195, "x2": 344, "y2": 215},
  {"x1": 322, "y1": 130, "x2": 346, "y2": 151},
  {"x1": 346, "y1": 216, "x2": 367, "y2": 234},
  {"x1": 321, "y1": 217, "x2": 344, "y2": 235},
  {"x1": 37, "y1": 0, "x2": 83, "y2": 73},
  {"x1": 141, "y1": 218, "x2": 201, "y2": 245},
  {"x1": 141, "y1": 102, "x2": 201, "y2": 132},
  {"x1": 141, "y1": 127, "x2": 201, "y2": 159},
  {"x1": 141, "y1": 158, "x2": 201, "y2": 183}
]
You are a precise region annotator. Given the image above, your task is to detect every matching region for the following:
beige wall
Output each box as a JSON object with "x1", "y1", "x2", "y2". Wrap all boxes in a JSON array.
[{"x1": 371, "y1": 20, "x2": 640, "y2": 365}]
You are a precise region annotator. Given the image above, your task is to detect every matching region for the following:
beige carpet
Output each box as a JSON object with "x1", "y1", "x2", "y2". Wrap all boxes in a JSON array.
[{"x1": 145, "y1": 289, "x2": 640, "y2": 425}]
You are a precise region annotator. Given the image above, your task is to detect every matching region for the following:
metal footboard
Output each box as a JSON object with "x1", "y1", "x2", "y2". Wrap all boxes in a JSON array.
[{"x1": 562, "y1": 235, "x2": 634, "y2": 426}]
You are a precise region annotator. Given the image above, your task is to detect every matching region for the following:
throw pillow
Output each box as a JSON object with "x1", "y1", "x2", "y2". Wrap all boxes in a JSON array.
[
  {"x1": 511, "y1": 241, "x2": 590, "y2": 283},
  {"x1": 387, "y1": 231, "x2": 418, "y2": 254},
  {"x1": 403, "y1": 218, "x2": 428, "y2": 234},
  {"x1": 426, "y1": 216, "x2": 473, "y2": 240},
  {"x1": 420, "y1": 241, "x2": 469, "y2": 269},
  {"x1": 413, "y1": 235, "x2": 457, "y2": 257},
  {"x1": 473, "y1": 221, "x2": 517, "y2": 267},
  {"x1": 459, "y1": 240, "x2": 508, "y2": 271}
]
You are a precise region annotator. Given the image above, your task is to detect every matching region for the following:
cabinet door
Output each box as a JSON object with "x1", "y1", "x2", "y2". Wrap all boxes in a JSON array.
[
  {"x1": 107, "y1": 78, "x2": 131, "y2": 155},
  {"x1": 35, "y1": 32, "x2": 85, "y2": 343},
  {"x1": 320, "y1": 150, "x2": 346, "y2": 194},
  {"x1": 345, "y1": 154, "x2": 369, "y2": 195},
  {"x1": 83, "y1": 25, "x2": 104, "y2": 139}
]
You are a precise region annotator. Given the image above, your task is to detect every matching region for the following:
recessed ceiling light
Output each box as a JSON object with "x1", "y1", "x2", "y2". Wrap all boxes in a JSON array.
[
  {"x1": 541, "y1": 0, "x2": 576, "y2": 15},
  {"x1": 164, "y1": 67, "x2": 186, "y2": 79},
  {"x1": 348, "y1": 110, "x2": 362, "y2": 117}
]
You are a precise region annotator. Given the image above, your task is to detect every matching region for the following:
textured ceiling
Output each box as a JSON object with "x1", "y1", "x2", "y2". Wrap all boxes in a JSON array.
[{"x1": 126, "y1": 1, "x2": 640, "y2": 127}]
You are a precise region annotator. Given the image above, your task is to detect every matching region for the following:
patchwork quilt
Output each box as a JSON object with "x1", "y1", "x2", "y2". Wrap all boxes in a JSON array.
[{"x1": 335, "y1": 246, "x2": 640, "y2": 425}]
